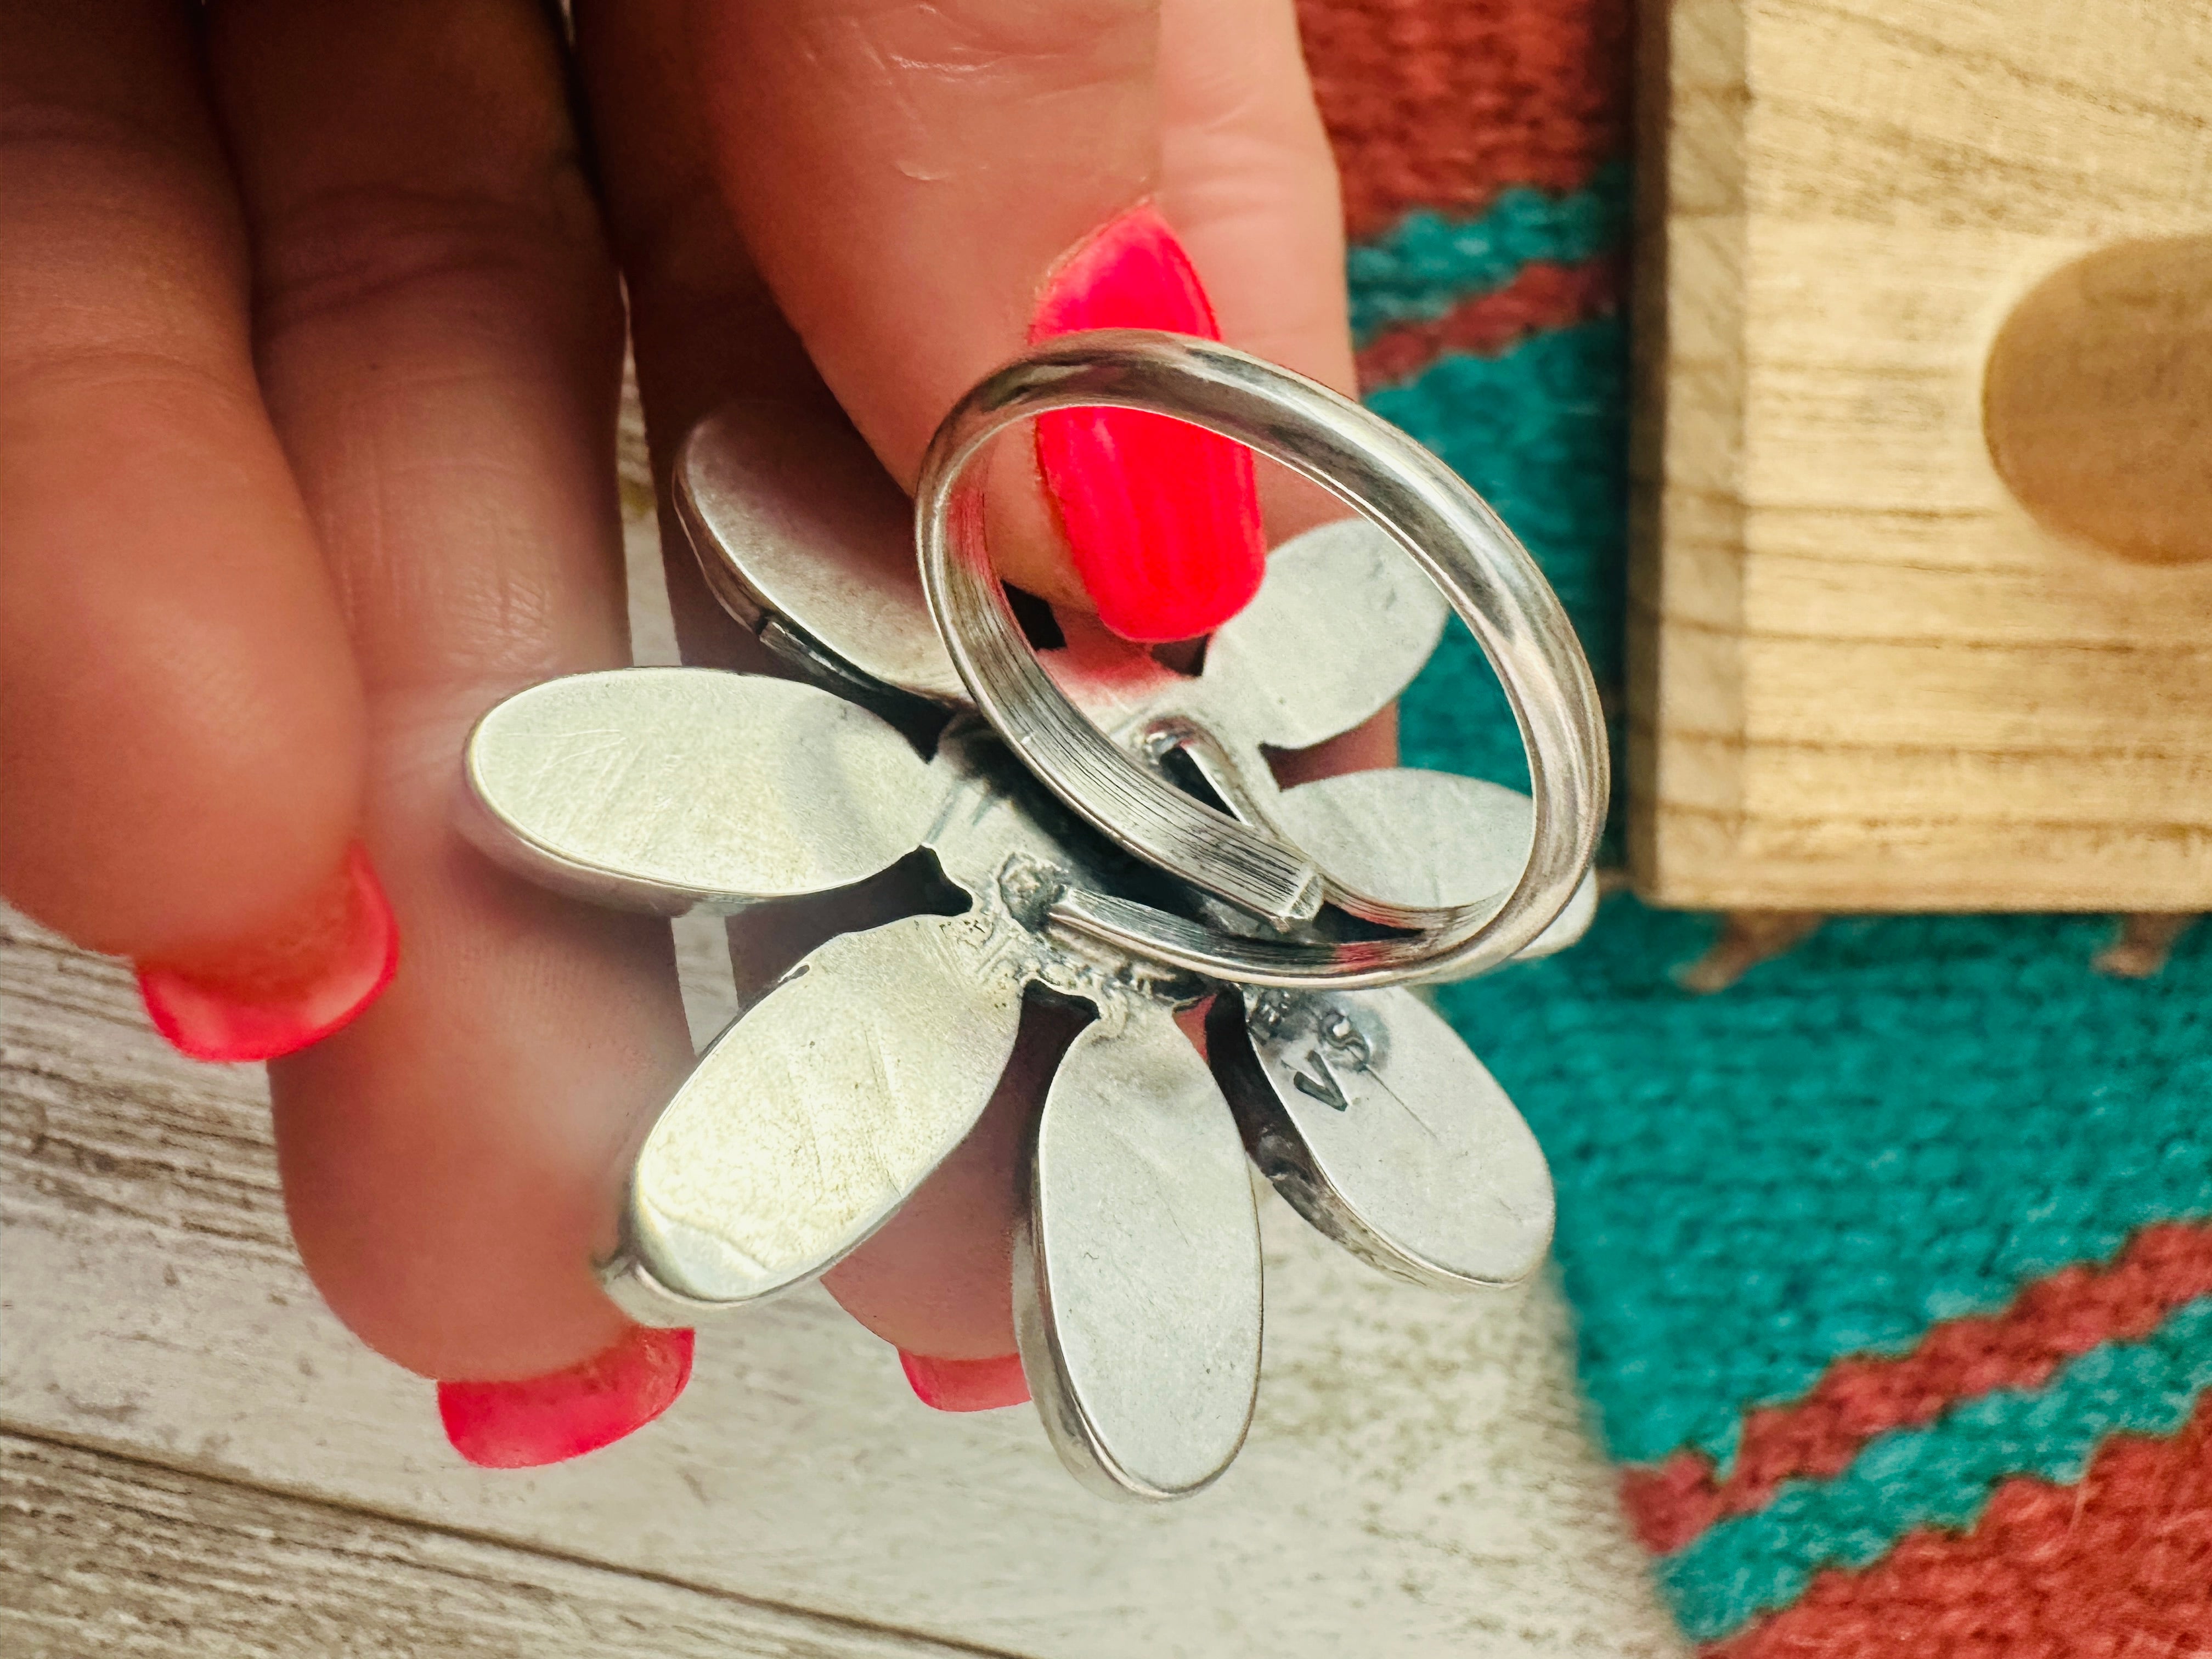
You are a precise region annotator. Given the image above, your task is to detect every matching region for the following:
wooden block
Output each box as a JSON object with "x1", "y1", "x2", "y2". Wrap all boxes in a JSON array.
[{"x1": 1629, "y1": 0, "x2": 2212, "y2": 910}]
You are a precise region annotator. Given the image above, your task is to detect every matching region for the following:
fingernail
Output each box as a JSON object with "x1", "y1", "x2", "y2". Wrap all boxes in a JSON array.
[
  {"x1": 135, "y1": 842, "x2": 399, "y2": 1064},
  {"x1": 899, "y1": 1349, "x2": 1031, "y2": 1413},
  {"x1": 439, "y1": 1326, "x2": 696, "y2": 1469},
  {"x1": 1030, "y1": 202, "x2": 1265, "y2": 642}
]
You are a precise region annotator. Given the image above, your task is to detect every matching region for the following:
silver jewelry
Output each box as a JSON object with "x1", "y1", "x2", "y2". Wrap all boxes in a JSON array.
[
  {"x1": 460, "y1": 332, "x2": 1605, "y2": 1500},
  {"x1": 915, "y1": 331, "x2": 1607, "y2": 989}
]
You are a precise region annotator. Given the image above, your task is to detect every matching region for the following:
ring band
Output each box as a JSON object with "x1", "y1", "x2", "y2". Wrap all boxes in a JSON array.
[{"x1": 913, "y1": 330, "x2": 1607, "y2": 991}]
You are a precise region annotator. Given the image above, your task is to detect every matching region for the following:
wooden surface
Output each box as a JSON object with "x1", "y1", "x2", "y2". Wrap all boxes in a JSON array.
[
  {"x1": 1629, "y1": 0, "x2": 2212, "y2": 911},
  {"x1": 0, "y1": 427, "x2": 1684, "y2": 1657},
  {"x1": 2, "y1": 1435, "x2": 976, "y2": 1659}
]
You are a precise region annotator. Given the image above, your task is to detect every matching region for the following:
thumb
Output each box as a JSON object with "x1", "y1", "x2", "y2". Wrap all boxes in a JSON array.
[{"x1": 687, "y1": 0, "x2": 1263, "y2": 642}]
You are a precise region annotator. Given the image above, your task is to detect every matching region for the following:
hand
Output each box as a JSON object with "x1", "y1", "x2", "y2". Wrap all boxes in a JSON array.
[{"x1": 0, "y1": 0, "x2": 1362, "y2": 1462}]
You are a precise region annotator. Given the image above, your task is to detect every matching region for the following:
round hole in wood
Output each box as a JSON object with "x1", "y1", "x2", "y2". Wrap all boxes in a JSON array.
[{"x1": 1983, "y1": 236, "x2": 2212, "y2": 565}]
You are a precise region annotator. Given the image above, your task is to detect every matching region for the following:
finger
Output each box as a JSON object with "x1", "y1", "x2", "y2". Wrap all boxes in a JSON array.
[
  {"x1": 585, "y1": 0, "x2": 1368, "y2": 1368},
  {"x1": 564, "y1": 8, "x2": 969, "y2": 1370},
  {"x1": 1160, "y1": 0, "x2": 1353, "y2": 396},
  {"x1": 1160, "y1": 0, "x2": 1359, "y2": 544},
  {"x1": 568, "y1": 0, "x2": 831, "y2": 677},
  {"x1": 202, "y1": 0, "x2": 695, "y2": 1396},
  {"x1": 578, "y1": 0, "x2": 1046, "y2": 1367},
  {"x1": 1154, "y1": 0, "x2": 1394, "y2": 772},
  {"x1": 684, "y1": 0, "x2": 1276, "y2": 641},
  {"x1": 0, "y1": 1, "x2": 378, "y2": 1051}
]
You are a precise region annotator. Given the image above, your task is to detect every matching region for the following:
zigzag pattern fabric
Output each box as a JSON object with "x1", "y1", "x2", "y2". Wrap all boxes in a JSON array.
[{"x1": 1297, "y1": 1, "x2": 2212, "y2": 1650}]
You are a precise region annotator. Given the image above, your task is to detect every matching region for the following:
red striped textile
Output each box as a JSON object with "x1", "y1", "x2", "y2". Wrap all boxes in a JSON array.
[
  {"x1": 1622, "y1": 1223, "x2": 2212, "y2": 1556},
  {"x1": 1353, "y1": 254, "x2": 1625, "y2": 391},
  {"x1": 1297, "y1": 0, "x2": 1630, "y2": 242},
  {"x1": 1706, "y1": 1392, "x2": 2212, "y2": 1658}
]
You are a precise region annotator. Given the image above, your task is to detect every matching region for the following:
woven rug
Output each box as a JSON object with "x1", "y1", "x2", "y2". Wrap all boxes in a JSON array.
[{"x1": 1299, "y1": 2, "x2": 2212, "y2": 1652}]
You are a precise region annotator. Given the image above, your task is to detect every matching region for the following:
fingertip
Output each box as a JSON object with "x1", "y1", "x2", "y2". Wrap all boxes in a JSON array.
[
  {"x1": 135, "y1": 841, "x2": 397, "y2": 1063},
  {"x1": 0, "y1": 378, "x2": 371, "y2": 966},
  {"x1": 899, "y1": 1349, "x2": 1031, "y2": 1414},
  {"x1": 438, "y1": 1325, "x2": 695, "y2": 1469},
  {"x1": 1030, "y1": 202, "x2": 1265, "y2": 642}
]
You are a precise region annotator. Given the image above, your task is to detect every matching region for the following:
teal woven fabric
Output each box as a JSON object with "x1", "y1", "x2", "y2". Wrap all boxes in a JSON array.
[
  {"x1": 1656, "y1": 1294, "x2": 2212, "y2": 1639},
  {"x1": 1436, "y1": 902, "x2": 2212, "y2": 1464},
  {"x1": 1384, "y1": 318, "x2": 1626, "y2": 797},
  {"x1": 1347, "y1": 163, "x2": 1630, "y2": 344}
]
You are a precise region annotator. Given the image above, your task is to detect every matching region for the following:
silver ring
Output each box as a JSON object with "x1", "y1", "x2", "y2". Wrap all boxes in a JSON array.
[{"x1": 914, "y1": 329, "x2": 1607, "y2": 991}]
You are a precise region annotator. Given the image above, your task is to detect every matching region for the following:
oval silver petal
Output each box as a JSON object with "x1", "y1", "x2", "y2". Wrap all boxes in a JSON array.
[
  {"x1": 1273, "y1": 767, "x2": 1600, "y2": 966},
  {"x1": 1017, "y1": 1008, "x2": 1262, "y2": 1502},
  {"x1": 676, "y1": 402, "x2": 964, "y2": 704},
  {"x1": 1200, "y1": 517, "x2": 1449, "y2": 753},
  {"x1": 1207, "y1": 985, "x2": 1554, "y2": 1290},
  {"x1": 620, "y1": 912, "x2": 1025, "y2": 1310},
  {"x1": 464, "y1": 668, "x2": 938, "y2": 914}
]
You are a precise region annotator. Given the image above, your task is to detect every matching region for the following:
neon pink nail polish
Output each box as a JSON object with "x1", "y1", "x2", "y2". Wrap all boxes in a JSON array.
[
  {"x1": 899, "y1": 1349, "x2": 1031, "y2": 1413},
  {"x1": 136, "y1": 842, "x2": 398, "y2": 1064},
  {"x1": 1030, "y1": 203, "x2": 1265, "y2": 643},
  {"x1": 439, "y1": 1326, "x2": 696, "y2": 1469}
]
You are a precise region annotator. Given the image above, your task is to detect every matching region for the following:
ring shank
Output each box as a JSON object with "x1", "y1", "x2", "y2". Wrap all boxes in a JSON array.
[{"x1": 913, "y1": 330, "x2": 1607, "y2": 991}]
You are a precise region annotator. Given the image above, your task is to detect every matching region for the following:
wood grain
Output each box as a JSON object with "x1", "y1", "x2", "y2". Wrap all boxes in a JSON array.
[
  {"x1": 0, "y1": 907, "x2": 1686, "y2": 1658},
  {"x1": 1629, "y1": 0, "x2": 2212, "y2": 910},
  {"x1": 1, "y1": 1434, "x2": 987, "y2": 1659}
]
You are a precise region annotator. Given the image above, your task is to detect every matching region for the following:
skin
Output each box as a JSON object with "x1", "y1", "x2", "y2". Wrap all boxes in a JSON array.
[{"x1": 0, "y1": 0, "x2": 1372, "y2": 1383}]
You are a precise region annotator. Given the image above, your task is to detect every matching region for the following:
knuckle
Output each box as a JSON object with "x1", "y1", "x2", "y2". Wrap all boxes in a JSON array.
[
  {"x1": 251, "y1": 183, "x2": 611, "y2": 345},
  {"x1": 832, "y1": 0, "x2": 1158, "y2": 92}
]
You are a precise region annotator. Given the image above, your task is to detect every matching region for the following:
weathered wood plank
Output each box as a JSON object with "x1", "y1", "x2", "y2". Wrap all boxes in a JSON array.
[
  {"x1": 0, "y1": 911, "x2": 1683, "y2": 1659},
  {"x1": 1630, "y1": 0, "x2": 2212, "y2": 910},
  {"x1": 1, "y1": 1432, "x2": 987, "y2": 1659}
]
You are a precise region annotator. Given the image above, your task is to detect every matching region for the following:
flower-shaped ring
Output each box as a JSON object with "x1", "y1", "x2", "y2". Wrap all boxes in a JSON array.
[{"x1": 460, "y1": 348, "x2": 1602, "y2": 1500}]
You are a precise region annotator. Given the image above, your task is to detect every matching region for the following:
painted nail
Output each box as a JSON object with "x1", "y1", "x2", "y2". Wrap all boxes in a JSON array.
[
  {"x1": 899, "y1": 1349, "x2": 1031, "y2": 1413},
  {"x1": 135, "y1": 842, "x2": 398, "y2": 1064},
  {"x1": 439, "y1": 1326, "x2": 696, "y2": 1469},
  {"x1": 1030, "y1": 202, "x2": 1265, "y2": 642}
]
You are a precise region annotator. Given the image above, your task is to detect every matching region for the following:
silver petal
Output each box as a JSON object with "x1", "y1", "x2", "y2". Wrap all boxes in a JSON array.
[
  {"x1": 1272, "y1": 766, "x2": 1600, "y2": 966},
  {"x1": 463, "y1": 668, "x2": 938, "y2": 914},
  {"x1": 617, "y1": 912, "x2": 1025, "y2": 1311},
  {"x1": 1200, "y1": 518, "x2": 1449, "y2": 753},
  {"x1": 676, "y1": 402, "x2": 964, "y2": 704},
  {"x1": 1016, "y1": 1006, "x2": 1263, "y2": 1502},
  {"x1": 1207, "y1": 985, "x2": 1554, "y2": 1290},
  {"x1": 1039, "y1": 607, "x2": 1189, "y2": 736}
]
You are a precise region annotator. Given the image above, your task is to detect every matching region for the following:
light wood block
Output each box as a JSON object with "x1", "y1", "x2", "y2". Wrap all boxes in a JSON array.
[{"x1": 1630, "y1": 0, "x2": 2212, "y2": 910}]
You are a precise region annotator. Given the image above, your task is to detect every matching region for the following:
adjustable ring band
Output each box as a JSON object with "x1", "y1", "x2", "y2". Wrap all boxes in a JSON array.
[{"x1": 913, "y1": 330, "x2": 1607, "y2": 991}]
